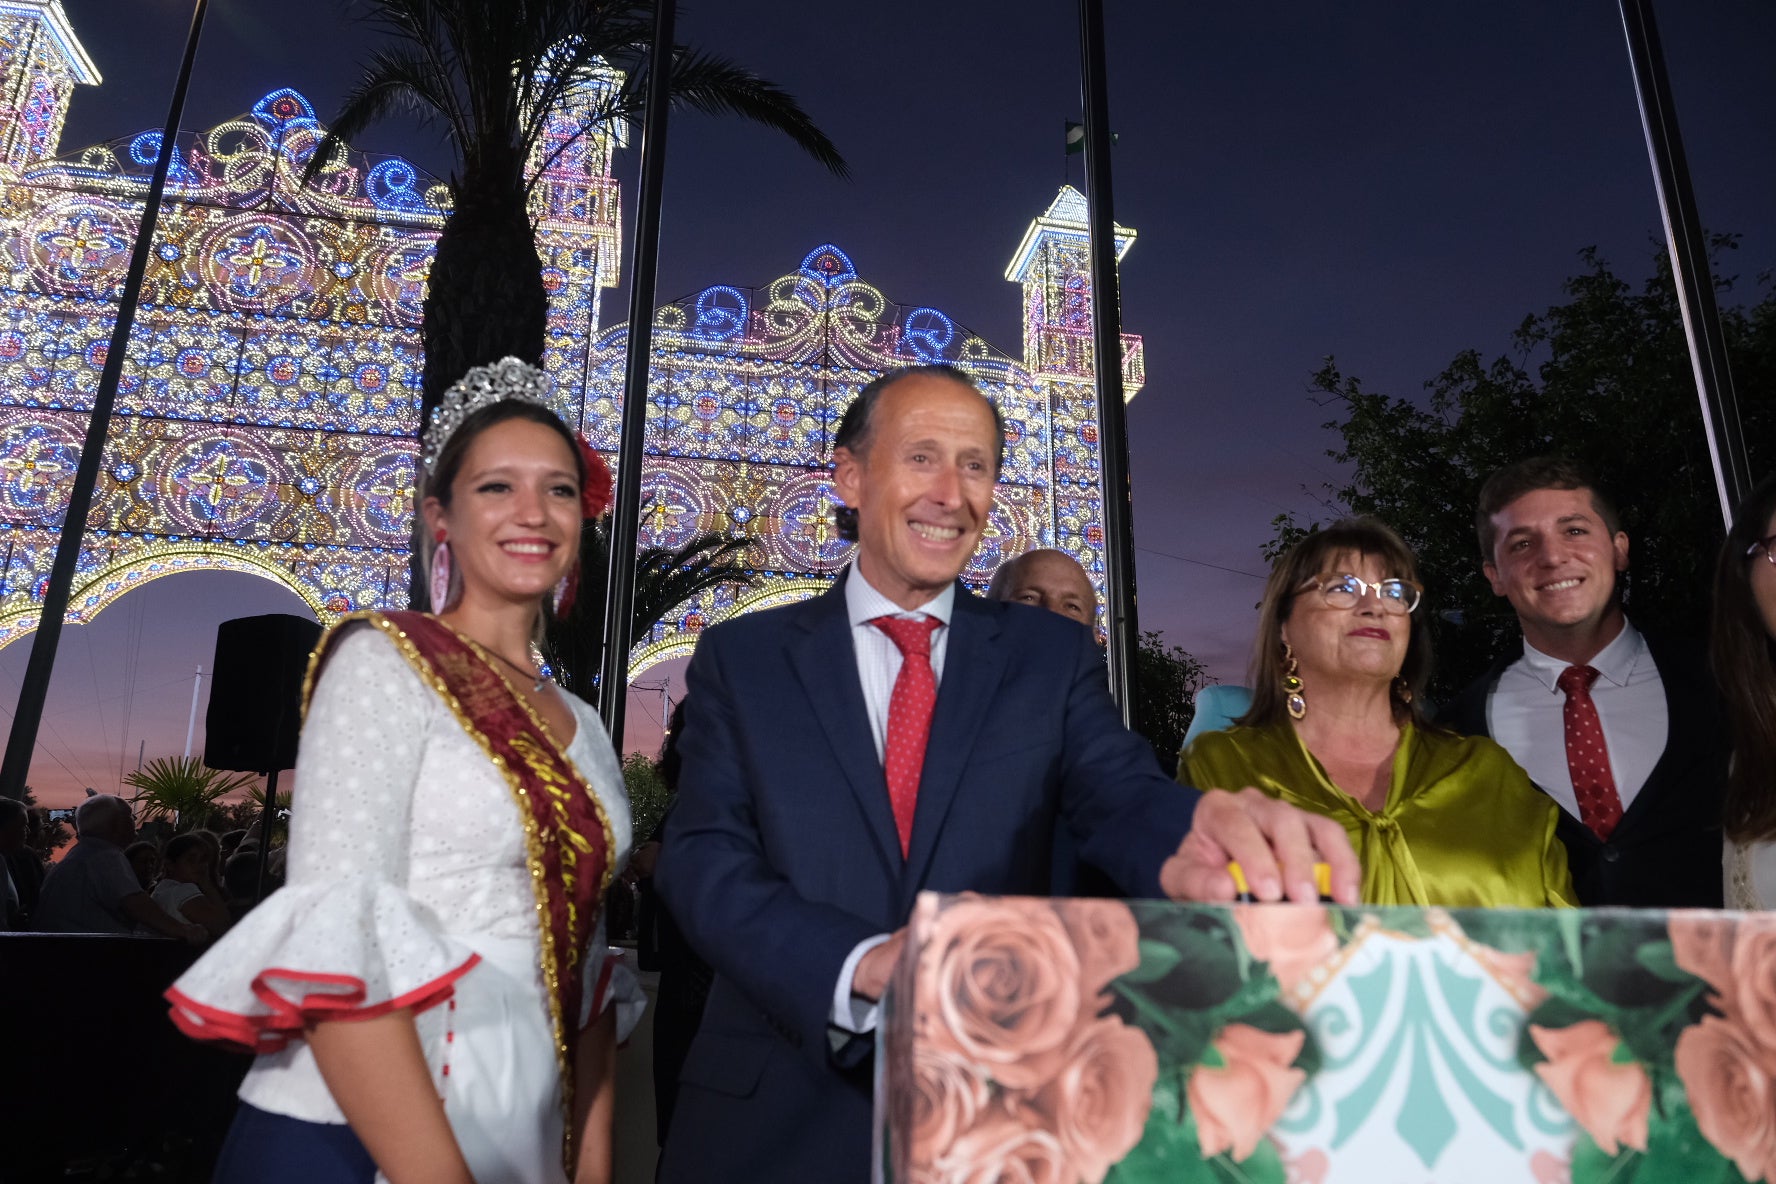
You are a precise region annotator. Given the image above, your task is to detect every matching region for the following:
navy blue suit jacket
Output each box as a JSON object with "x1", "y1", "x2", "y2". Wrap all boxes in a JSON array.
[{"x1": 655, "y1": 577, "x2": 1199, "y2": 1182}]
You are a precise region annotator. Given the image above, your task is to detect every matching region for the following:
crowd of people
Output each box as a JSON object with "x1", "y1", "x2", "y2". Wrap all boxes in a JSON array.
[
  {"x1": 8, "y1": 360, "x2": 1770, "y2": 1183},
  {"x1": 2, "y1": 794, "x2": 281, "y2": 938}
]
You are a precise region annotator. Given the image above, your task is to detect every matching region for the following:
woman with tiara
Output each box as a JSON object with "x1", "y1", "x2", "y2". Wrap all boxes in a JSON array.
[{"x1": 167, "y1": 358, "x2": 641, "y2": 1183}]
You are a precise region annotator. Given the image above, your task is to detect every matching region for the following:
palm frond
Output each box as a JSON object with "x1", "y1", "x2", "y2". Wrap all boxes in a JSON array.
[
  {"x1": 125, "y1": 757, "x2": 259, "y2": 830},
  {"x1": 657, "y1": 51, "x2": 849, "y2": 178},
  {"x1": 303, "y1": 46, "x2": 470, "y2": 185}
]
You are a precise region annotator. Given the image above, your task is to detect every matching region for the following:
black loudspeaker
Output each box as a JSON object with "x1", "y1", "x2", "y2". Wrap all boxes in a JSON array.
[{"x1": 203, "y1": 614, "x2": 324, "y2": 774}]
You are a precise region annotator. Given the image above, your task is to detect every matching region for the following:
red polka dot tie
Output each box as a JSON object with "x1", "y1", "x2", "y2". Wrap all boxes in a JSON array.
[
  {"x1": 1557, "y1": 665, "x2": 1623, "y2": 841},
  {"x1": 872, "y1": 614, "x2": 942, "y2": 858}
]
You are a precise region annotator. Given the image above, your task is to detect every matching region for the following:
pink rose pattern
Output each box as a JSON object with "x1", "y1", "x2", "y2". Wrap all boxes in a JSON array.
[
  {"x1": 908, "y1": 897, "x2": 1155, "y2": 1184},
  {"x1": 1186, "y1": 1024, "x2": 1308, "y2": 1161},
  {"x1": 1671, "y1": 913, "x2": 1776, "y2": 1183},
  {"x1": 1676, "y1": 1017, "x2": 1776, "y2": 1183},
  {"x1": 1232, "y1": 904, "x2": 1339, "y2": 996},
  {"x1": 1528, "y1": 1022, "x2": 1650, "y2": 1156}
]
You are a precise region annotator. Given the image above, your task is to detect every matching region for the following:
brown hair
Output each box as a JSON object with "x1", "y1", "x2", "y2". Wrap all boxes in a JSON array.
[
  {"x1": 1240, "y1": 517, "x2": 1437, "y2": 730},
  {"x1": 1474, "y1": 456, "x2": 1622, "y2": 562},
  {"x1": 1710, "y1": 472, "x2": 1776, "y2": 842},
  {"x1": 418, "y1": 399, "x2": 585, "y2": 614}
]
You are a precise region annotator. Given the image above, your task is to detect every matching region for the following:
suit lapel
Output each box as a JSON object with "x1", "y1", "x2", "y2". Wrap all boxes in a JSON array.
[
  {"x1": 788, "y1": 579, "x2": 903, "y2": 870},
  {"x1": 900, "y1": 588, "x2": 1008, "y2": 908}
]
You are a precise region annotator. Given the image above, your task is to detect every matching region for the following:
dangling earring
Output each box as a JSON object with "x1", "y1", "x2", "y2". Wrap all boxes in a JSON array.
[
  {"x1": 552, "y1": 565, "x2": 578, "y2": 617},
  {"x1": 1283, "y1": 642, "x2": 1306, "y2": 720},
  {"x1": 1394, "y1": 677, "x2": 1413, "y2": 705},
  {"x1": 429, "y1": 530, "x2": 452, "y2": 613}
]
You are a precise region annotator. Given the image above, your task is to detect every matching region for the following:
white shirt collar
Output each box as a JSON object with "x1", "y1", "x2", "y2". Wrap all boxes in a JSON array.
[
  {"x1": 1519, "y1": 617, "x2": 1646, "y2": 691},
  {"x1": 844, "y1": 563, "x2": 955, "y2": 628}
]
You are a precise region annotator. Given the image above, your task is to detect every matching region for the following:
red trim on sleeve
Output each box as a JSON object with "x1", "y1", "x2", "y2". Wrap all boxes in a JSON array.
[{"x1": 164, "y1": 952, "x2": 482, "y2": 1053}]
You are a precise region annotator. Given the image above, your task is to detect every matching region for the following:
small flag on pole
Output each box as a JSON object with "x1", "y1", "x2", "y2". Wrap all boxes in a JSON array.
[{"x1": 1065, "y1": 121, "x2": 1118, "y2": 154}]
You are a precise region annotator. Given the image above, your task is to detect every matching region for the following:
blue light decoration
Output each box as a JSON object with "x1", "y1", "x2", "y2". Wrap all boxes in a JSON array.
[{"x1": 0, "y1": 2, "x2": 1142, "y2": 673}]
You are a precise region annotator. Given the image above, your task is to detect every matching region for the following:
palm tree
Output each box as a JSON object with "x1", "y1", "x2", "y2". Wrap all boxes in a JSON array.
[
  {"x1": 124, "y1": 758, "x2": 259, "y2": 832},
  {"x1": 546, "y1": 521, "x2": 751, "y2": 696},
  {"x1": 308, "y1": 0, "x2": 848, "y2": 428}
]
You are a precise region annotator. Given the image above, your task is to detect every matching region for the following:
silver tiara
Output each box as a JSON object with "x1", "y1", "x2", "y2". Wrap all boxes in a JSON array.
[{"x1": 420, "y1": 357, "x2": 553, "y2": 475}]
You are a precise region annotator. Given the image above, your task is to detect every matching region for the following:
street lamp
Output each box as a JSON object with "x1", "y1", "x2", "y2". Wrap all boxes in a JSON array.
[{"x1": 0, "y1": 0, "x2": 211, "y2": 798}]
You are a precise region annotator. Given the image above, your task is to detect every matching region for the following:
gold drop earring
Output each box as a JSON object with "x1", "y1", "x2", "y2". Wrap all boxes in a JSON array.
[{"x1": 1283, "y1": 642, "x2": 1306, "y2": 721}]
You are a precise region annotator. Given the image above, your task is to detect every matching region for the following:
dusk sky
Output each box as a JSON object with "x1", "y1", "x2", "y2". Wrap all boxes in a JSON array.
[{"x1": 9, "y1": 0, "x2": 1776, "y2": 805}]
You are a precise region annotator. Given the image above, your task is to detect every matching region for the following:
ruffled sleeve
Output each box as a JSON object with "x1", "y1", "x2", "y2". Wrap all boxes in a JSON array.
[{"x1": 166, "y1": 624, "x2": 478, "y2": 1050}]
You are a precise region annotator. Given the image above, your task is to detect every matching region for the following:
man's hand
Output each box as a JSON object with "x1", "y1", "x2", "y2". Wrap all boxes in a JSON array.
[
  {"x1": 179, "y1": 921, "x2": 209, "y2": 946},
  {"x1": 849, "y1": 928, "x2": 908, "y2": 1004},
  {"x1": 1160, "y1": 788, "x2": 1360, "y2": 905}
]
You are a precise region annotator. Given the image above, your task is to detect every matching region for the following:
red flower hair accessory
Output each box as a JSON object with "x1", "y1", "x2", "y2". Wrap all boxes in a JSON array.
[{"x1": 576, "y1": 435, "x2": 613, "y2": 520}]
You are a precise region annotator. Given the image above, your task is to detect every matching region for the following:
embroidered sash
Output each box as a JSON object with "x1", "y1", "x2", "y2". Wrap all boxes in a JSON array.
[{"x1": 306, "y1": 610, "x2": 614, "y2": 1169}]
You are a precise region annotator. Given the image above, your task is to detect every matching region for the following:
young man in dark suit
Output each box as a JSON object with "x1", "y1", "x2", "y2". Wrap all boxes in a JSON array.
[
  {"x1": 655, "y1": 365, "x2": 1358, "y2": 1183},
  {"x1": 1443, "y1": 457, "x2": 1725, "y2": 907}
]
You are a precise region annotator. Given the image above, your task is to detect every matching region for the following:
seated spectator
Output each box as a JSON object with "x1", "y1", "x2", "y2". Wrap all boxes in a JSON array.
[
  {"x1": 0, "y1": 797, "x2": 34, "y2": 929},
  {"x1": 33, "y1": 795, "x2": 205, "y2": 941},
  {"x1": 218, "y1": 829, "x2": 246, "y2": 863},
  {"x1": 220, "y1": 846, "x2": 271, "y2": 921},
  {"x1": 124, "y1": 840, "x2": 160, "y2": 891},
  {"x1": 151, "y1": 833, "x2": 231, "y2": 940},
  {"x1": 1178, "y1": 517, "x2": 1574, "y2": 907}
]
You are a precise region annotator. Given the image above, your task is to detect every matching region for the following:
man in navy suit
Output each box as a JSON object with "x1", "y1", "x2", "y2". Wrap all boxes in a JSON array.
[{"x1": 656, "y1": 365, "x2": 1356, "y2": 1182}]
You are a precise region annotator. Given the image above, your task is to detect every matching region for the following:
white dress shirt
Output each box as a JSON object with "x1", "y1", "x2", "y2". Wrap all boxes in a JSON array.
[
  {"x1": 830, "y1": 567, "x2": 954, "y2": 1036},
  {"x1": 1485, "y1": 620, "x2": 1667, "y2": 821}
]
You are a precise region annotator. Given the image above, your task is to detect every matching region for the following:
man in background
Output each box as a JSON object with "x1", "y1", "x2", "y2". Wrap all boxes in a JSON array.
[
  {"x1": 1444, "y1": 456, "x2": 1726, "y2": 906},
  {"x1": 34, "y1": 795, "x2": 206, "y2": 942},
  {"x1": 986, "y1": 547, "x2": 1099, "y2": 629}
]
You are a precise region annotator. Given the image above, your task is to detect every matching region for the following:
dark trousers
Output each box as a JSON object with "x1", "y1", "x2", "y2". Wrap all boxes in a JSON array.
[{"x1": 213, "y1": 1101, "x2": 377, "y2": 1183}]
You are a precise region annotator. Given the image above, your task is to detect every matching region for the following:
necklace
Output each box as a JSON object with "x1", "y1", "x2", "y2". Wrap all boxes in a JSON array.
[{"x1": 485, "y1": 647, "x2": 547, "y2": 692}]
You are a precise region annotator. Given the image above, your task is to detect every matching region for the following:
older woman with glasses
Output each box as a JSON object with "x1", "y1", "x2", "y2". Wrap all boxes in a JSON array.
[{"x1": 1179, "y1": 518, "x2": 1573, "y2": 907}]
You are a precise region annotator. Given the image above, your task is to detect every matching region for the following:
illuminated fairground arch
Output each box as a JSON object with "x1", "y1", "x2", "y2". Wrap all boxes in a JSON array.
[
  {"x1": 0, "y1": 1, "x2": 1143, "y2": 673},
  {"x1": 1, "y1": 541, "x2": 325, "y2": 647}
]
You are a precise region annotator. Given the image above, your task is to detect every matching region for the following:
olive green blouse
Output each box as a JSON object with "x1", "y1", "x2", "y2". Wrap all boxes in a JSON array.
[{"x1": 1178, "y1": 722, "x2": 1575, "y2": 908}]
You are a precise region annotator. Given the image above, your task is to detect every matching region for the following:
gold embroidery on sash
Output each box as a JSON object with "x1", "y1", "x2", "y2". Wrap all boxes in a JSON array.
[{"x1": 304, "y1": 611, "x2": 616, "y2": 1175}]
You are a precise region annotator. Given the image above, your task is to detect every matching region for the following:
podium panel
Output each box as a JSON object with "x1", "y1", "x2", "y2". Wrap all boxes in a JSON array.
[{"x1": 876, "y1": 894, "x2": 1776, "y2": 1184}]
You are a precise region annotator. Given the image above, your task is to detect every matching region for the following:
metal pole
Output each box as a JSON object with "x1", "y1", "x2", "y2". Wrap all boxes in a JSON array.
[
  {"x1": 182, "y1": 665, "x2": 203, "y2": 759},
  {"x1": 1078, "y1": 0, "x2": 1141, "y2": 726},
  {"x1": 0, "y1": 0, "x2": 209, "y2": 799},
  {"x1": 596, "y1": 0, "x2": 676, "y2": 739},
  {"x1": 1618, "y1": 0, "x2": 1750, "y2": 526},
  {"x1": 254, "y1": 768, "x2": 278, "y2": 904}
]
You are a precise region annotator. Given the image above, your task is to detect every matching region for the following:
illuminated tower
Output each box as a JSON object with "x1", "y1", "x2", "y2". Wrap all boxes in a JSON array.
[
  {"x1": 529, "y1": 59, "x2": 625, "y2": 373},
  {"x1": 0, "y1": 0, "x2": 99, "y2": 178},
  {"x1": 1002, "y1": 186, "x2": 1143, "y2": 596},
  {"x1": 1005, "y1": 185, "x2": 1142, "y2": 393}
]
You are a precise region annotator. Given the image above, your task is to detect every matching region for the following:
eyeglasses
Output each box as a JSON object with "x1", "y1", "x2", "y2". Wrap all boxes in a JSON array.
[
  {"x1": 1297, "y1": 573, "x2": 1423, "y2": 614},
  {"x1": 1746, "y1": 535, "x2": 1776, "y2": 566}
]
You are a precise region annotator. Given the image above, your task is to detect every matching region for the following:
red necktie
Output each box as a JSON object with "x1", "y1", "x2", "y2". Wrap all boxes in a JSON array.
[
  {"x1": 872, "y1": 614, "x2": 942, "y2": 858},
  {"x1": 1556, "y1": 665, "x2": 1624, "y2": 841}
]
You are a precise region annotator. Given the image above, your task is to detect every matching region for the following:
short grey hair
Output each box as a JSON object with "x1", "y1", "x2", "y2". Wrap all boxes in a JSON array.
[{"x1": 75, "y1": 794, "x2": 132, "y2": 837}]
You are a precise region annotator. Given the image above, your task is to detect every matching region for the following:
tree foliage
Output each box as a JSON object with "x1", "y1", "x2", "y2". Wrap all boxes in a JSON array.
[
  {"x1": 124, "y1": 757, "x2": 260, "y2": 832},
  {"x1": 1271, "y1": 238, "x2": 1776, "y2": 700},
  {"x1": 621, "y1": 751, "x2": 671, "y2": 846},
  {"x1": 311, "y1": 0, "x2": 847, "y2": 423},
  {"x1": 1133, "y1": 630, "x2": 1212, "y2": 770}
]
